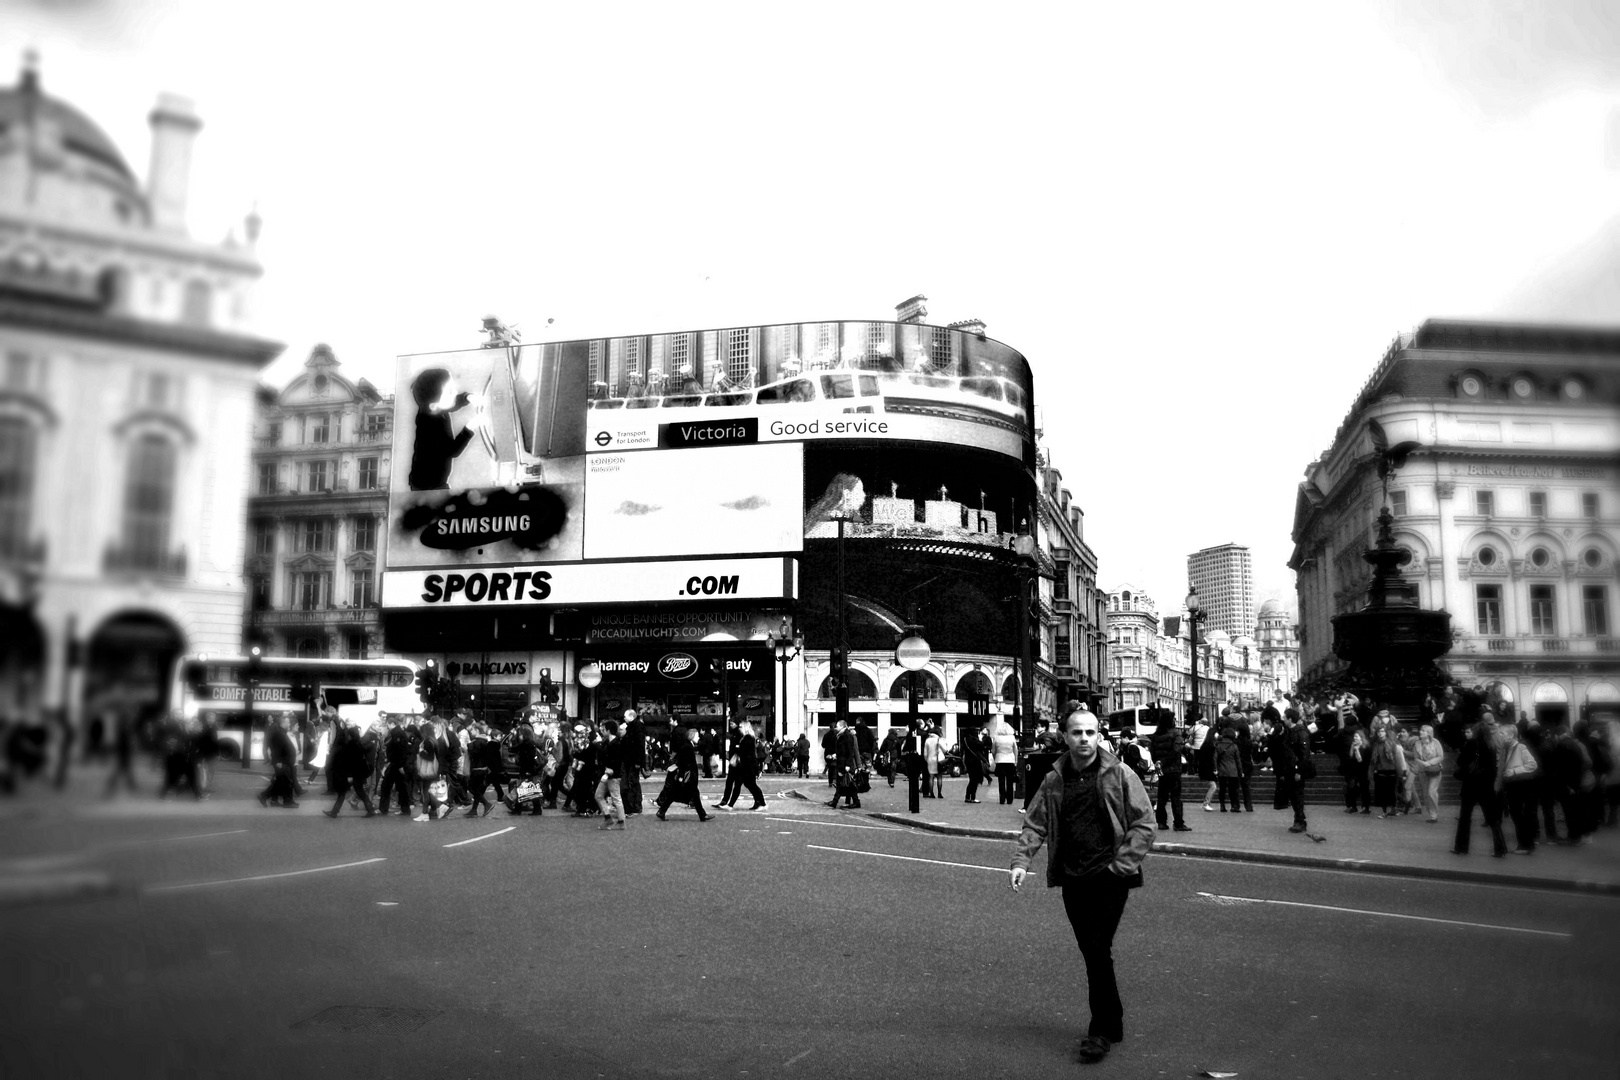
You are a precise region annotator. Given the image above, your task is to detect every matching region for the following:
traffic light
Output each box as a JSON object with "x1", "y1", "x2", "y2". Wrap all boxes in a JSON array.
[
  {"x1": 416, "y1": 660, "x2": 437, "y2": 702},
  {"x1": 539, "y1": 669, "x2": 559, "y2": 704},
  {"x1": 828, "y1": 648, "x2": 847, "y2": 691}
]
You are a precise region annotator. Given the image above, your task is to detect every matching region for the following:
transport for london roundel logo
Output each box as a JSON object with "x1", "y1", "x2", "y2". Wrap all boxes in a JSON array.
[
  {"x1": 657, "y1": 652, "x2": 698, "y2": 680},
  {"x1": 594, "y1": 431, "x2": 613, "y2": 447}
]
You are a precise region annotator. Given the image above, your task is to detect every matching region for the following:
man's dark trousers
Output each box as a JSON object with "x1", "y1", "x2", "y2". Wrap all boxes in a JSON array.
[
  {"x1": 1155, "y1": 773, "x2": 1184, "y2": 828},
  {"x1": 1061, "y1": 874, "x2": 1129, "y2": 1043},
  {"x1": 907, "y1": 766, "x2": 921, "y2": 814},
  {"x1": 621, "y1": 769, "x2": 642, "y2": 815},
  {"x1": 378, "y1": 764, "x2": 412, "y2": 814},
  {"x1": 1453, "y1": 781, "x2": 1508, "y2": 855}
]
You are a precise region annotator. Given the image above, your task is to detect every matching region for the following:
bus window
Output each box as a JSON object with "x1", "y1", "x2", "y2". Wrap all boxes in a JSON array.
[{"x1": 756, "y1": 378, "x2": 815, "y2": 405}]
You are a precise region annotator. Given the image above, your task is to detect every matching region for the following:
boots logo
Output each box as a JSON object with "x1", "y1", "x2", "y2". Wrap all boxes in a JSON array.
[{"x1": 657, "y1": 652, "x2": 698, "y2": 679}]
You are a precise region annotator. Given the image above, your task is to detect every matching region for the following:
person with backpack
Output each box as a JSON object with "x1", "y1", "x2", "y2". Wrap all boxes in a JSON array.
[
  {"x1": 1495, "y1": 715, "x2": 1541, "y2": 854},
  {"x1": 1452, "y1": 713, "x2": 1508, "y2": 857}
]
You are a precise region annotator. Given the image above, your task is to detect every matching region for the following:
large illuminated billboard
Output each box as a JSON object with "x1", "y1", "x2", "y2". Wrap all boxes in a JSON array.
[{"x1": 382, "y1": 320, "x2": 1033, "y2": 609}]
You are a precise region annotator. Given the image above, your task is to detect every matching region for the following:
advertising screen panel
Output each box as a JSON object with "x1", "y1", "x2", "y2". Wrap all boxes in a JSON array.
[{"x1": 385, "y1": 321, "x2": 1033, "y2": 605}]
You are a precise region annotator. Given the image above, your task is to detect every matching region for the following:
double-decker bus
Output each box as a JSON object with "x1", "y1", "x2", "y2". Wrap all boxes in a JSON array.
[
  {"x1": 171, "y1": 653, "x2": 420, "y2": 766},
  {"x1": 1105, "y1": 705, "x2": 1175, "y2": 739}
]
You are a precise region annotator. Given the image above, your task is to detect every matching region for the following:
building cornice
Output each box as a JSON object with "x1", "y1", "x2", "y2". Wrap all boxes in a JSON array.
[
  {"x1": 0, "y1": 211, "x2": 265, "y2": 277},
  {"x1": 0, "y1": 295, "x2": 283, "y2": 366}
]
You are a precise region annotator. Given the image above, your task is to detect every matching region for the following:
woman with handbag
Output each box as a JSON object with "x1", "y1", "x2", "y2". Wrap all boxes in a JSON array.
[
  {"x1": 655, "y1": 726, "x2": 711, "y2": 822},
  {"x1": 990, "y1": 718, "x2": 1019, "y2": 805},
  {"x1": 411, "y1": 723, "x2": 441, "y2": 823},
  {"x1": 1410, "y1": 724, "x2": 1445, "y2": 822}
]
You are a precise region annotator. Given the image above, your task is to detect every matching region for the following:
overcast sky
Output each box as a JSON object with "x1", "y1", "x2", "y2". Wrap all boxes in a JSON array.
[{"x1": 12, "y1": 0, "x2": 1620, "y2": 621}]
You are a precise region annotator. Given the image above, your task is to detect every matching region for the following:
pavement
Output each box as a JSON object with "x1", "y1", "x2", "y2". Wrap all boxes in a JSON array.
[
  {"x1": 6, "y1": 758, "x2": 1620, "y2": 901},
  {"x1": 786, "y1": 769, "x2": 1620, "y2": 896}
]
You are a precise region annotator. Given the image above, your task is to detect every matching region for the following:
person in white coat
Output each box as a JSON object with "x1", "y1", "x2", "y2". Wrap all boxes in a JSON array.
[{"x1": 923, "y1": 722, "x2": 947, "y2": 798}]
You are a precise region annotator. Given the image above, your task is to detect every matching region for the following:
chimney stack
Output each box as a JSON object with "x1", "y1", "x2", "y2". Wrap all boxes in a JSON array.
[
  {"x1": 895, "y1": 294, "x2": 928, "y2": 324},
  {"x1": 147, "y1": 93, "x2": 202, "y2": 235},
  {"x1": 948, "y1": 318, "x2": 987, "y2": 338}
]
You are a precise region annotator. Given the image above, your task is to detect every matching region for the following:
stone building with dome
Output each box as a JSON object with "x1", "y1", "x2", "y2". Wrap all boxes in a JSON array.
[
  {"x1": 0, "y1": 57, "x2": 280, "y2": 734},
  {"x1": 1290, "y1": 319, "x2": 1618, "y2": 726},
  {"x1": 1255, "y1": 597, "x2": 1300, "y2": 699}
]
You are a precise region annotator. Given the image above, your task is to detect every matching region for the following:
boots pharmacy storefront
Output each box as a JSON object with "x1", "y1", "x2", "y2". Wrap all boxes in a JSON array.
[{"x1": 379, "y1": 319, "x2": 1038, "y2": 748}]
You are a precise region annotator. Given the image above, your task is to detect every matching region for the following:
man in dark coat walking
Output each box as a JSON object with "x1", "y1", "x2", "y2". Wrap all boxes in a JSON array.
[
  {"x1": 827, "y1": 718, "x2": 864, "y2": 809},
  {"x1": 1149, "y1": 716, "x2": 1190, "y2": 831},
  {"x1": 1267, "y1": 709, "x2": 1311, "y2": 833},
  {"x1": 259, "y1": 716, "x2": 299, "y2": 809},
  {"x1": 655, "y1": 727, "x2": 711, "y2": 822},
  {"x1": 323, "y1": 722, "x2": 376, "y2": 817}
]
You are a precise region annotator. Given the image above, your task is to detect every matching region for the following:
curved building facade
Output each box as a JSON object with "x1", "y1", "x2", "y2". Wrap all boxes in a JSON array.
[{"x1": 380, "y1": 316, "x2": 1055, "y2": 759}]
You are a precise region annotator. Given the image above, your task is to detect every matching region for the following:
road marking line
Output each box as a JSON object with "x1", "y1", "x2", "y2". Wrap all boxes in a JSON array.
[
  {"x1": 784, "y1": 1048, "x2": 813, "y2": 1068},
  {"x1": 139, "y1": 829, "x2": 249, "y2": 844},
  {"x1": 1194, "y1": 891, "x2": 1571, "y2": 938},
  {"x1": 443, "y1": 826, "x2": 515, "y2": 848},
  {"x1": 807, "y1": 845, "x2": 1006, "y2": 874},
  {"x1": 763, "y1": 817, "x2": 899, "y2": 831},
  {"x1": 146, "y1": 858, "x2": 386, "y2": 892}
]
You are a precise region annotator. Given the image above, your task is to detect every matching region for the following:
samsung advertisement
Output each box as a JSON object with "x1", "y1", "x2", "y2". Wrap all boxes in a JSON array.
[{"x1": 383, "y1": 320, "x2": 1035, "y2": 609}]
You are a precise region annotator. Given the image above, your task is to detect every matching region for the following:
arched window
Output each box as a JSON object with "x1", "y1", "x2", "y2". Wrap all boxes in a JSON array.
[
  {"x1": 888, "y1": 670, "x2": 943, "y2": 700},
  {"x1": 123, "y1": 434, "x2": 176, "y2": 569},
  {"x1": 819, "y1": 668, "x2": 877, "y2": 699},
  {"x1": 955, "y1": 670, "x2": 993, "y2": 699},
  {"x1": 0, "y1": 417, "x2": 37, "y2": 559}
]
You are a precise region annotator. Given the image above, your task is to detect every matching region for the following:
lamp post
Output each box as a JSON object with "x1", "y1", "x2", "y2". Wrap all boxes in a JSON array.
[
  {"x1": 895, "y1": 625, "x2": 932, "y2": 734},
  {"x1": 1013, "y1": 528, "x2": 1038, "y2": 735},
  {"x1": 1185, "y1": 587, "x2": 1206, "y2": 725},
  {"x1": 768, "y1": 617, "x2": 803, "y2": 744},
  {"x1": 833, "y1": 513, "x2": 852, "y2": 731},
  {"x1": 578, "y1": 662, "x2": 602, "y2": 728}
]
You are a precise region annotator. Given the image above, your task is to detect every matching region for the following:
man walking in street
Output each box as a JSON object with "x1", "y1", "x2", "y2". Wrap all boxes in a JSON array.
[
  {"x1": 594, "y1": 718, "x2": 626, "y2": 830},
  {"x1": 1010, "y1": 707, "x2": 1154, "y2": 1066},
  {"x1": 259, "y1": 716, "x2": 300, "y2": 809},
  {"x1": 1150, "y1": 714, "x2": 1190, "y2": 831},
  {"x1": 620, "y1": 708, "x2": 646, "y2": 815}
]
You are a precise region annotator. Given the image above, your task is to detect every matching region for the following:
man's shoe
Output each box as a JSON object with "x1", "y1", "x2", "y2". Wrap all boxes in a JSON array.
[
  {"x1": 1173, "y1": 824, "x2": 1192, "y2": 832},
  {"x1": 1288, "y1": 823, "x2": 1307, "y2": 833},
  {"x1": 1078, "y1": 1036, "x2": 1112, "y2": 1064},
  {"x1": 1157, "y1": 823, "x2": 1170, "y2": 830},
  {"x1": 257, "y1": 793, "x2": 269, "y2": 807},
  {"x1": 655, "y1": 810, "x2": 667, "y2": 821},
  {"x1": 282, "y1": 801, "x2": 299, "y2": 809},
  {"x1": 323, "y1": 809, "x2": 339, "y2": 818},
  {"x1": 748, "y1": 803, "x2": 766, "y2": 811}
]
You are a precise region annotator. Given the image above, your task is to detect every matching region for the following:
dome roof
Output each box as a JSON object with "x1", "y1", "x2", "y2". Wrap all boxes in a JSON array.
[
  {"x1": 1258, "y1": 598, "x2": 1287, "y2": 617},
  {"x1": 0, "y1": 69, "x2": 139, "y2": 183}
]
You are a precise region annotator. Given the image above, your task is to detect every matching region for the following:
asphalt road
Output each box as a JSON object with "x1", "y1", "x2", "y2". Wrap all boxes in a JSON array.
[{"x1": 2, "y1": 790, "x2": 1617, "y2": 1079}]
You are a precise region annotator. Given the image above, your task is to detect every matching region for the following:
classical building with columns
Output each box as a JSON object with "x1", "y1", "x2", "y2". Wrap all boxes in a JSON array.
[
  {"x1": 1291, "y1": 319, "x2": 1619, "y2": 725},
  {"x1": 0, "y1": 59, "x2": 279, "y2": 733},
  {"x1": 245, "y1": 344, "x2": 391, "y2": 658}
]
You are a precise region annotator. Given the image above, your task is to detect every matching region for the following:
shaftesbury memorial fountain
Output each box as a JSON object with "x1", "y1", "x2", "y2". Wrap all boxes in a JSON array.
[{"x1": 1330, "y1": 421, "x2": 1454, "y2": 719}]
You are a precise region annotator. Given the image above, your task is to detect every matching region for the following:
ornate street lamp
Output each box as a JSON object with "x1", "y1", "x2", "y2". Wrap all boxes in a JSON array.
[
  {"x1": 767, "y1": 617, "x2": 804, "y2": 743},
  {"x1": 1185, "y1": 587, "x2": 1206, "y2": 724}
]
